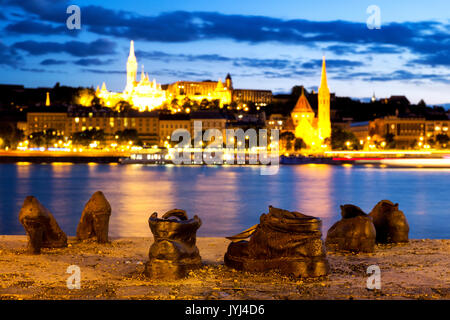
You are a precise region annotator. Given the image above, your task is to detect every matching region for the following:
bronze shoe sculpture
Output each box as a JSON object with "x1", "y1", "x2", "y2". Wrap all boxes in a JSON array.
[
  {"x1": 326, "y1": 204, "x2": 376, "y2": 253},
  {"x1": 369, "y1": 200, "x2": 409, "y2": 243},
  {"x1": 224, "y1": 206, "x2": 329, "y2": 278},
  {"x1": 76, "y1": 191, "x2": 111, "y2": 243},
  {"x1": 145, "y1": 209, "x2": 202, "y2": 280},
  {"x1": 18, "y1": 196, "x2": 67, "y2": 254}
]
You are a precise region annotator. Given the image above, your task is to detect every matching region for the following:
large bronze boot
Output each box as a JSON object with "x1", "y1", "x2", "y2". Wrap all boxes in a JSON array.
[
  {"x1": 369, "y1": 200, "x2": 409, "y2": 243},
  {"x1": 224, "y1": 206, "x2": 329, "y2": 278},
  {"x1": 145, "y1": 209, "x2": 202, "y2": 280},
  {"x1": 76, "y1": 191, "x2": 111, "y2": 243},
  {"x1": 19, "y1": 196, "x2": 67, "y2": 254},
  {"x1": 326, "y1": 204, "x2": 376, "y2": 253}
]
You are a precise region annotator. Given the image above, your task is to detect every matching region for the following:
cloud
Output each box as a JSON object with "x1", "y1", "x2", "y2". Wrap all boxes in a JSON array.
[
  {"x1": 340, "y1": 70, "x2": 450, "y2": 84},
  {"x1": 13, "y1": 38, "x2": 117, "y2": 57},
  {"x1": 411, "y1": 52, "x2": 450, "y2": 67},
  {"x1": 0, "y1": 0, "x2": 70, "y2": 22},
  {"x1": 2, "y1": 1, "x2": 450, "y2": 84},
  {"x1": 327, "y1": 44, "x2": 403, "y2": 56},
  {"x1": 136, "y1": 50, "x2": 232, "y2": 63},
  {"x1": 73, "y1": 58, "x2": 115, "y2": 66},
  {"x1": 81, "y1": 68, "x2": 125, "y2": 75},
  {"x1": 301, "y1": 59, "x2": 363, "y2": 69},
  {"x1": 233, "y1": 58, "x2": 294, "y2": 69},
  {"x1": 2, "y1": 1, "x2": 450, "y2": 62},
  {"x1": 0, "y1": 41, "x2": 22, "y2": 67},
  {"x1": 3, "y1": 1, "x2": 446, "y2": 52},
  {"x1": 19, "y1": 67, "x2": 66, "y2": 73},
  {"x1": 40, "y1": 59, "x2": 67, "y2": 65},
  {"x1": 4, "y1": 20, "x2": 76, "y2": 36},
  {"x1": 151, "y1": 68, "x2": 213, "y2": 79}
]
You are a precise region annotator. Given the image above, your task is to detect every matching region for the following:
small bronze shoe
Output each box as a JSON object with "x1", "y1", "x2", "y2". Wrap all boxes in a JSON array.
[
  {"x1": 224, "y1": 206, "x2": 329, "y2": 278},
  {"x1": 326, "y1": 204, "x2": 376, "y2": 253},
  {"x1": 369, "y1": 200, "x2": 409, "y2": 243},
  {"x1": 19, "y1": 196, "x2": 67, "y2": 254},
  {"x1": 145, "y1": 209, "x2": 202, "y2": 280},
  {"x1": 76, "y1": 191, "x2": 112, "y2": 243}
]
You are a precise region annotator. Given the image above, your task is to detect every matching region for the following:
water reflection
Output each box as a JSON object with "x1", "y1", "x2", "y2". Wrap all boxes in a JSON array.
[{"x1": 0, "y1": 164, "x2": 449, "y2": 239}]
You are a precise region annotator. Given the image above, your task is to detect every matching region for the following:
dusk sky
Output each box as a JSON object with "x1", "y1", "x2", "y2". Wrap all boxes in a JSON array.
[{"x1": 1, "y1": 0, "x2": 450, "y2": 104}]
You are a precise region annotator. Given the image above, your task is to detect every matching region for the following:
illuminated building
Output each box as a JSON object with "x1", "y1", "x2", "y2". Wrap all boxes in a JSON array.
[
  {"x1": 67, "y1": 109, "x2": 160, "y2": 145},
  {"x1": 291, "y1": 57, "x2": 331, "y2": 149},
  {"x1": 166, "y1": 77, "x2": 232, "y2": 107},
  {"x1": 232, "y1": 89, "x2": 272, "y2": 106},
  {"x1": 159, "y1": 112, "x2": 227, "y2": 146},
  {"x1": 26, "y1": 112, "x2": 67, "y2": 136},
  {"x1": 366, "y1": 116, "x2": 450, "y2": 148},
  {"x1": 97, "y1": 41, "x2": 166, "y2": 112},
  {"x1": 26, "y1": 108, "x2": 227, "y2": 147},
  {"x1": 96, "y1": 41, "x2": 272, "y2": 111}
]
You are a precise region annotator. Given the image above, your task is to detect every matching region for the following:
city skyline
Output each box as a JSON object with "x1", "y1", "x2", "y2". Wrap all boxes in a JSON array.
[{"x1": 1, "y1": 0, "x2": 450, "y2": 104}]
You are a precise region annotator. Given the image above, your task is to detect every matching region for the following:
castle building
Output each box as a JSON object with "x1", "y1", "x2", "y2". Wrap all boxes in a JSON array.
[
  {"x1": 96, "y1": 41, "x2": 272, "y2": 111},
  {"x1": 97, "y1": 40, "x2": 167, "y2": 112},
  {"x1": 291, "y1": 57, "x2": 331, "y2": 149}
]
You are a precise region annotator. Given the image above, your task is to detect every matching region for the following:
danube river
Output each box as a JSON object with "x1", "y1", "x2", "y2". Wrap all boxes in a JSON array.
[{"x1": 0, "y1": 163, "x2": 449, "y2": 239}]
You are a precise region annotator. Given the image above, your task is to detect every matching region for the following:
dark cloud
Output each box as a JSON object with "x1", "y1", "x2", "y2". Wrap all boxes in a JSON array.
[
  {"x1": 0, "y1": 0, "x2": 70, "y2": 23},
  {"x1": 4, "y1": 1, "x2": 448, "y2": 55},
  {"x1": 0, "y1": 41, "x2": 22, "y2": 67},
  {"x1": 151, "y1": 69, "x2": 213, "y2": 79},
  {"x1": 1, "y1": 1, "x2": 449, "y2": 80},
  {"x1": 81, "y1": 68, "x2": 125, "y2": 75},
  {"x1": 411, "y1": 52, "x2": 450, "y2": 67},
  {"x1": 340, "y1": 70, "x2": 450, "y2": 84},
  {"x1": 136, "y1": 50, "x2": 232, "y2": 63},
  {"x1": 40, "y1": 59, "x2": 67, "y2": 65},
  {"x1": 4, "y1": 20, "x2": 75, "y2": 36},
  {"x1": 137, "y1": 50, "x2": 293, "y2": 69},
  {"x1": 13, "y1": 38, "x2": 117, "y2": 57},
  {"x1": 327, "y1": 44, "x2": 403, "y2": 55},
  {"x1": 73, "y1": 58, "x2": 115, "y2": 66},
  {"x1": 19, "y1": 67, "x2": 65, "y2": 73},
  {"x1": 302, "y1": 59, "x2": 363, "y2": 69},
  {"x1": 233, "y1": 58, "x2": 294, "y2": 69}
]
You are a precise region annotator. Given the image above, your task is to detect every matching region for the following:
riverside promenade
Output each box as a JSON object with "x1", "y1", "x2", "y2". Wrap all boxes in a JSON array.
[{"x1": 0, "y1": 236, "x2": 448, "y2": 300}]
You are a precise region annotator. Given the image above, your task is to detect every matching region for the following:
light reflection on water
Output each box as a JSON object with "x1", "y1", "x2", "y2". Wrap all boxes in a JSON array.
[{"x1": 0, "y1": 164, "x2": 449, "y2": 239}]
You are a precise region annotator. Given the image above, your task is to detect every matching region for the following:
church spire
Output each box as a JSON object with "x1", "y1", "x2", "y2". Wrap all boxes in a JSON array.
[
  {"x1": 125, "y1": 40, "x2": 138, "y2": 93},
  {"x1": 129, "y1": 40, "x2": 136, "y2": 61},
  {"x1": 317, "y1": 56, "x2": 331, "y2": 141},
  {"x1": 319, "y1": 56, "x2": 329, "y2": 94},
  {"x1": 45, "y1": 92, "x2": 50, "y2": 107}
]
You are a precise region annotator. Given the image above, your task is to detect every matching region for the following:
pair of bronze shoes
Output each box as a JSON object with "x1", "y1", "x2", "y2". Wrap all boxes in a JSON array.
[
  {"x1": 19, "y1": 192, "x2": 112, "y2": 254},
  {"x1": 146, "y1": 206, "x2": 330, "y2": 280},
  {"x1": 325, "y1": 200, "x2": 409, "y2": 253}
]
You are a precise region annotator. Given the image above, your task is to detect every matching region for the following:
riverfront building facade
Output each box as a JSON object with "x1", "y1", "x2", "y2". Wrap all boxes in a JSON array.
[{"x1": 96, "y1": 41, "x2": 273, "y2": 111}]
